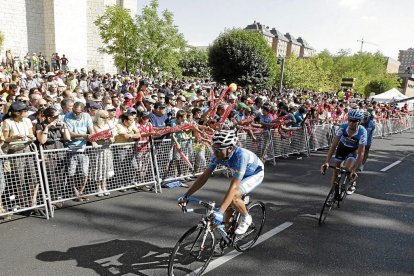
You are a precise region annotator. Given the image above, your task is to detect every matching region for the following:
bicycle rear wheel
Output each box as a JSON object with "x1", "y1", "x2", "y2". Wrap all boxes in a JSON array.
[
  {"x1": 168, "y1": 224, "x2": 215, "y2": 276},
  {"x1": 234, "y1": 201, "x2": 266, "y2": 252},
  {"x1": 319, "y1": 186, "x2": 337, "y2": 226}
]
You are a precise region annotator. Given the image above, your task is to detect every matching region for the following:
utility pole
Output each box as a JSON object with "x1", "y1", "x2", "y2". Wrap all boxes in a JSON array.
[
  {"x1": 357, "y1": 38, "x2": 378, "y2": 52},
  {"x1": 278, "y1": 56, "x2": 285, "y2": 93}
]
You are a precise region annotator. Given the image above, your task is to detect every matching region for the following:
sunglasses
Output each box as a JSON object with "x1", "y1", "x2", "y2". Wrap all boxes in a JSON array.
[
  {"x1": 348, "y1": 119, "x2": 359, "y2": 123},
  {"x1": 101, "y1": 116, "x2": 109, "y2": 119},
  {"x1": 212, "y1": 146, "x2": 228, "y2": 153},
  {"x1": 107, "y1": 109, "x2": 116, "y2": 112},
  {"x1": 73, "y1": 110, "x2": 83, "y2": 115},
  {"x1": 50, "y1": 115, "x2": 59, "y2": 119}
]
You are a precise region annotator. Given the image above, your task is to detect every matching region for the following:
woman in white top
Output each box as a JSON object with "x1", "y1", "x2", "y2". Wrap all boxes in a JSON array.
[
  {"x1": 92, "y1": 110, "x2": 114, "y2": 197},
  {"x1": 2, "y1": 101, "x2": 39, "y2": 209}
]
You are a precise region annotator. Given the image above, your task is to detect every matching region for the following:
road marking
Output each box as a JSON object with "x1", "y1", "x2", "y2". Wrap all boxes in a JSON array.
[
  {"x1": 380, "y1": 161, "x2": 401, "y2": 172},
  {"x1": 188, "y1": 222, "x2": 293, "y2": 275}
]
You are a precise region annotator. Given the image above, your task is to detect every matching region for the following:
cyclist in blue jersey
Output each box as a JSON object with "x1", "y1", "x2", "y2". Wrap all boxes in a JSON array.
[
  {"x1": 320, "y1": 109, "x2": 367, "y2": 195},
  {"x1": 360, "y1": 110, "x2": 375, "y2": 171},
  {"x1": 178, "y1": 130, "x2": 264, "y2": 235}
]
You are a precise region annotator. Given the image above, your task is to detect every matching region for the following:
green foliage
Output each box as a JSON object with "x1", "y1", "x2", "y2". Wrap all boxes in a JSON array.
[
  {"x1": 95, "y1": 0, "x2": 185, "y2": 78},
  {"x1": 0, "y1": 31, "x2": 4, "y2": 51},
  {"x1": 179, "y1": 47, "x2": 211, "y2": 79},
  {"x1": 208, "y1": 29, "x2": 277, "y2": 89},
  {"x1": 135, "y1": 0, "x2": 186, "y2": 79},
  {"x1": 279, "y1": 50, "x2": 401, "y2": 94},
  {"x1": 94, "y1": 6, "x2": 137, "y2": 73}
]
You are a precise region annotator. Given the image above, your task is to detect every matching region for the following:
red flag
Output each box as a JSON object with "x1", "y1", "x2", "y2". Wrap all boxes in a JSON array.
[
  {"x1": 218, "y1": 103, "x2": 235, "y2": 124},
  {"x1": 153, "y1": 124, "x2": 195, "y2": 137},
  {"x1": 88, "y1": 129, "x2": 113, "y2": 142},
  {"x1": 175, "y1": 144, "x2": 193, "y2": 169}
]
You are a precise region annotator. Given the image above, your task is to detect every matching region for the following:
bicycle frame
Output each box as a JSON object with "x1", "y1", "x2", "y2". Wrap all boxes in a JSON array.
[{"x1": 184, "y1": 197, "x2": 239, "y2": 247}]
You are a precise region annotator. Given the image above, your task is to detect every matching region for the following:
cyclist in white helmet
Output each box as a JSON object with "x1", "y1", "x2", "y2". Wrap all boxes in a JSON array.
[{"x1": 178, "y1": 130, "x2": 264, "y2": 235}]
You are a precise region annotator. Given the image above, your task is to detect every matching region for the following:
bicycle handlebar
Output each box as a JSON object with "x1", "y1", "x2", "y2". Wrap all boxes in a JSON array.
[
  {"x1": 322, "y1": 164, "x2": 349, "y2": 175},
  {"x1": 181, "y1": 197, "x2": 216, "y2": 213}
]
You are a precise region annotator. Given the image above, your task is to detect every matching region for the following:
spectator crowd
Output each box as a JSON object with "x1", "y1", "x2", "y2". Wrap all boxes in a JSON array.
[{"x1": 0, "y1": 48, "x2": 413, "y2": 214}]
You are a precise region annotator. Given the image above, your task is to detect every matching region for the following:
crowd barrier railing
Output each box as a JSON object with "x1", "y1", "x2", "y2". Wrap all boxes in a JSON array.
[
  {"x1": 0, "y1": 151, "x2": 49, "y2": 219},
  {"x1": 1, "y1": 116, "x2": 413, "y2": 220},
  {"x1": 40, "y1": 141, "x2": 159, "y2": 217}
]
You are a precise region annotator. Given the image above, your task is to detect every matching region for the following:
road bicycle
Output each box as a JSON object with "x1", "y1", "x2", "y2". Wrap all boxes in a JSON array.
[
  {"x1": 319, "y1": 164, "x2": 355, "y2": 226},
  {"x1": 168, "y1": 195, "x2": 266, "y2": 276}
]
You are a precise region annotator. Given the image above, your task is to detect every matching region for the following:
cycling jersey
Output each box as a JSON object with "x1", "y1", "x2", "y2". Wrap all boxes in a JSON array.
[
  {"x1": 361, "y1": 120, "x2": 375, "y2": 146},
  {"x1": 335, "y1": 123, "x2": 367, "y2": 148},
  {"x1": 207, "y1": 146, "x2": 264, "y2": 180}
]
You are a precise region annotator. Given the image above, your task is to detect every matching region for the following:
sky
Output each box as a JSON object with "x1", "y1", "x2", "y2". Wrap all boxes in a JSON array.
[{"x1": 138, "y1": 0, "x2": 413, "y2": 60}]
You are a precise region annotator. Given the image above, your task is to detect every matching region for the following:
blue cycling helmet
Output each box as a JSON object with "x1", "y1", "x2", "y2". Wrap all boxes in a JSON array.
[
  {"x1": 363, "y1": 111, "x2": 371, "y2": 121},
  {"x1": 347, "y1": 109, "x2": 364, "y2": 121}
]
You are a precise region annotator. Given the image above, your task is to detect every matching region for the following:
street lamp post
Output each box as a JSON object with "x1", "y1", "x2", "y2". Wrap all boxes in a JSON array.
[{"x1": 278, "y1": 56, "x2": 285, "y2": 93}]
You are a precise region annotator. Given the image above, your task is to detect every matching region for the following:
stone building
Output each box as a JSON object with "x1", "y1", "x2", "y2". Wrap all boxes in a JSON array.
[
  {"x1": 270, "y1": 28, "x2": 288, "y2": 58},
  {"x1": 398, "y1": 48, "x2": 414, "y2": 73},
  {"x1": 245, "y1": 21, "x2": 314, "y2": 58},
  {"x1": 0, "y1": 0, "x2": 137, "y2": 73}
]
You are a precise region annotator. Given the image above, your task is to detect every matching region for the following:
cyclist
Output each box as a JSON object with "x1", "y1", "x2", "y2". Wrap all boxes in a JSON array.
[
  {"x1": 178, "y1": 130, "x2": 264, "y2": 235},
  {"x1": 320, "y1": 109, "x2": 367, "y2": 195},
  {"x1": 360, "y1": 110, "x2": 375, "y2": 171}
]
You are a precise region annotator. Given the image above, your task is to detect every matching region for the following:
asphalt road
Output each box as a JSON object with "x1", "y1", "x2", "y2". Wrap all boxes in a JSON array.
[{"x1": 0, "y1": 130, "x2": 413, "y2": 276}]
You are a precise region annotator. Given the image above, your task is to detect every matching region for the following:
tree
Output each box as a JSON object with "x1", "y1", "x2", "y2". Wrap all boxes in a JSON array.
[
  {"x1": 94, "y1": 6, "x2": 138, "y2": 73},
  {"x1": 135, "y1": 0, "x2": 186, "y2": 79},
  {"x1": 179, "y1": 47, "x2": 211, "y2": 79},
  {"x1": 208, "y1": 29, "x2": 277, "y2": 89},
  {"x1": 0, "y1": 31, "x2": 4, "y2": 51}
]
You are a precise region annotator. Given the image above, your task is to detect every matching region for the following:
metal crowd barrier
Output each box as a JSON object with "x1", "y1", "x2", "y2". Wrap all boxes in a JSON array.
[
  {"x1": 307, "y1": 124, "x2": 335, "y2": 151},
  {"x1": 40, "y1": 142, "x2": 158, "y2": 217},
  {"x1": 1, "y1": 116, "x2": 413, "y2": 220},
  {"x1": 238, "y1": 130, "x2": 276, "y2": 165},
  {"x1": 0, "y1": 151, "x2": 49, "y2": 219}
]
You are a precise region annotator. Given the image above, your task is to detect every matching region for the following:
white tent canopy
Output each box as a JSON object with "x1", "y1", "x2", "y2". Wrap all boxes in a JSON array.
[
  {"x1": 369, "y1": 88, "x2": 407, "y2": 102},
  {"x1": 369, "y1": 88, "x2": 414, "y2": 110}
]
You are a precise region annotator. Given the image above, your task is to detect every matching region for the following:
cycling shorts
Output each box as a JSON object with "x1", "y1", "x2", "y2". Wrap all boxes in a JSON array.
[
  {"x1": 238, "y1": 169, "x2": 264, "y2": 195},
  {"x1": 334, "y1": 142, "x2": 357, "y2": 162}
]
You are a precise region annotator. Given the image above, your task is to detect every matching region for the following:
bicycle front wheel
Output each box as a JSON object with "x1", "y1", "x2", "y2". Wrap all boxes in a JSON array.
[
  {"x1": 319, "y1": 186, "x2": 336, "y2": 226},
  {"x1": 168, "y1": 224, "x2": 216, "y2": 276},
  {"x1": 234, "y1": 201, "x2": 266, "y2": 252}
]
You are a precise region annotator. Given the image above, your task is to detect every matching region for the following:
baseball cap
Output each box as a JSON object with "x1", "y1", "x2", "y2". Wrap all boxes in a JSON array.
[
  {"x1": 127, "y1": 107, "x2": 137, "y2": 114},
  {"x1": 177, "y1": 96, "x2": 186, "y2": 102},
  {"x1": 105, "y1": 104, "x2": 116, "y2": 111},
  {"x1": 11, "y1": 101, "x2": 29, "y2": 112},
  {"x1": 246, "y1": 98, "x2": 254, "y2": 105},
  {"x1": 141, "y1": 111, "x2": 150, "y2": 117},
  {"x1": 88, "y1": 101, "x2": 102, "y2": 110},
  {"x1": 195, "y1": 96, "x2": 206, "y2": 102},
  {"x1": 144, "y1": 96, "x2": 156, "y2": 104},
  {"x1": 124, "y1": 93, "x2": 133, "y2": 100},
  {"x1": 237, "y1": 102, "x2": 248, "y2": 110}
]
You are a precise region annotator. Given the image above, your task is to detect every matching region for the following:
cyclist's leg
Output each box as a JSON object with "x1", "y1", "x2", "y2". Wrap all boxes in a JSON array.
[
  {"x1": 233, "y1": 170, "x2": 264, "y2": 234},
  {"x1": 233, "y1": 170, "x2": 264, "y2": 214},
  {"x1": 362, "y1": 145, "x2": 371, "y2": 166}
]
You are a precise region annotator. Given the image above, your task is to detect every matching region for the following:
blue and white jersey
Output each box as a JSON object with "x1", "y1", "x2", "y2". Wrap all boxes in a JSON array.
[
  {"x1": 335, "y1": 123, "x2": 367, "y2": 148},
  {"x1": 207, "y1": 146, "x2": 264, "y2": 180},
  {"x1": 362, "y1": 120, "x2": 375, "y2": 146}
]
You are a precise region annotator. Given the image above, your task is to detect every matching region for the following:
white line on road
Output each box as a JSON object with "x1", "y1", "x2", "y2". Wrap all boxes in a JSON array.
[
  {"x1": 380, "y1": 153, "x2": 414, "y2": 172},
  {"x1": 380, "y1": 161, "x2": 401, "y2": 172},
  {"x1": 187, "y1": 222, "x2": 293, "y2": 276}
]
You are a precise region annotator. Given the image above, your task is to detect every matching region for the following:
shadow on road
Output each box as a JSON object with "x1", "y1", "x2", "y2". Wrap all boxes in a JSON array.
[{"x1": 36, "y1": 239, "x2": 171, "y2": 275}]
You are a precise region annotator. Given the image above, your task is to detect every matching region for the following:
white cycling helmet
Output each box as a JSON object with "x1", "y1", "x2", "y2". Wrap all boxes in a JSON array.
[{"x1": 212, "y1": 130, "x2": 238, "y2": 148}]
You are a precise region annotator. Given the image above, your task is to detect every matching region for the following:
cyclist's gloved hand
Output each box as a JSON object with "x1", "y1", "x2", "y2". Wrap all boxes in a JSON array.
[
  {"x1": 211, "y1": 209, "x2": 224, "y2": 225},
  {"x1": 177, "y1": 194, "x2": 189, "y2": 211},
  {"x1": 350, "y1": 171, "x2": 358, "y2": 181},
  {"x1": 321, "y1": 163, "x2": 329, "y2": 174}
]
